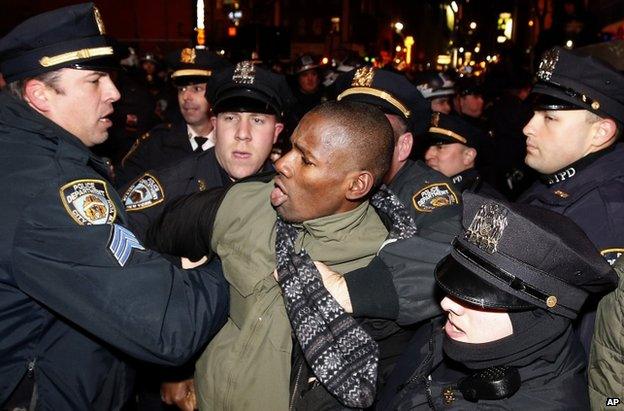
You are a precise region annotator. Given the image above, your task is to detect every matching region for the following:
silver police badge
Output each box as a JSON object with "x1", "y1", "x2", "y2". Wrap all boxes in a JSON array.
[
  {"x1": 233, "y1": 61, "x2": 256, "y2": 84},
  {"x1": 121, "y1": 174, "x2": 164, "y2": 211},
  {"x1": 60, "y1": 179, "x2": 116, "y2": 225},
  {"x1": 412, "y1": 183, "x2": 459, "y2": 213},
  {"x1": 537, "y1": 48, "x2": 560, "y2": 82},
  {"x1": 465, "y1": 202, "x2": 509, "y2": 253}
]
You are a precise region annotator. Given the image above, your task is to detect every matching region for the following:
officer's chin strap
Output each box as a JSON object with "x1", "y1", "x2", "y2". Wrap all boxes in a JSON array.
[{"x1": 455, "y1": 366, "x2": 521, "y2": 402}]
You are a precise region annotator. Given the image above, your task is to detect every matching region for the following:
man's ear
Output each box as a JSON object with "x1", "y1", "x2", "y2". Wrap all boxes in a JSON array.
[
  {"x1": 396, "y1": 132, "x2": 414, "y2": 162},
  {"x1": 345, "y1": 170, "x2": 375, "y2": 201},
  {"x1": 23, "y1": 79, "x2": 52, "y2": 113},
  {"x1": 591, "y1": 117, "x2": 618, "y2": 148},
  {"x1": 273, "y1": 122, "x2": 285, "y2": 144},
  {"x1": 210, "y1": 116, "x2": 217, "y2": 129},
  {"x1": 463, "y1": 147, "x2": 477, "y2": 166}
]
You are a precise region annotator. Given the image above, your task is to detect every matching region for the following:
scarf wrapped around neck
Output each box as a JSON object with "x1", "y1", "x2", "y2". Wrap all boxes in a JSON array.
[{"x1": 275, "y1": 186, "x2": 417, "y2": 408}]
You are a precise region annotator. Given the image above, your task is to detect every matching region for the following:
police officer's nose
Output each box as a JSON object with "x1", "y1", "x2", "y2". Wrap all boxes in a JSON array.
[
  {"x1": 103, "y1": 76, "x2": 121, "y2": 103},
  {"x1": 522, "y1": 114, "x2": 538, "y2": 138},
  {"x1": 235, "y1": 118, "x2": 252, "y2": 141},
  {"x1": 440, "y1": 296, "x2": 465, "y2": 316}
]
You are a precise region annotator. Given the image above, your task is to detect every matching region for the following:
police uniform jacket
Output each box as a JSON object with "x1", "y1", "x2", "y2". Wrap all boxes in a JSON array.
[
  {"x1": 116, "y1": 121, "x2": 197, "y2": 187},
  {"x1": 0, "y1": 91, "x2": 228, "y2": 410},
  {"x1": 377, "y1": 318, "x2": 589, "y2": 410},
  {"x1": 518, "y1": 144, "x2": 624, "y2": 263},
  {"x1": 388, "y1": 159, "x2": 461, "y2": 242},
  {"x1": 120, "y1": 148, "x2": 272, "y2": 242}
]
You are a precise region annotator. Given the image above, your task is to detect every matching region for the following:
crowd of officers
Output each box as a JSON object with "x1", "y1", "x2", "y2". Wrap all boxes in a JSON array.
[{"x1": 1, "y1": 3, "x2": 624, "y2": 411}]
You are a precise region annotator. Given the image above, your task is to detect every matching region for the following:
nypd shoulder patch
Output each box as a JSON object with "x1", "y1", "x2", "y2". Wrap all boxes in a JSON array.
[
  {"x1": 60, "y1": 179, "x2": 117, "y2": 225},
  {"x1": 601, "y1": 248, "x2": 624, "y2": 266},
  {"x1": 108, "y1": 224, "x2": 146, "y2": 266},
  {"x1": 412, "y1": 183, "x2": 459, "y2": 213},
  {"x1": 122, "y1": 174, "x2": 165, "y2": 211}
]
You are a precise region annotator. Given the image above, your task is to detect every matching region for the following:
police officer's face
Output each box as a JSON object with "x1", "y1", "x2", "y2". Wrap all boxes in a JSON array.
[
  {"x1": 425, "y1": 143, "x2": 474, "y2": 177},
  {"x1": 271, "y1": 114, "x2": 354, "y2": 223},
  {"x1": 298, "y1": 70, "x2": 320, "y2": 94},
  {"x1": 441, "y1": 296, "x2": 513, "y2": 344},
  {"x1": 523, "y1": 109, "x2": 596, "y2": 174},
  {"x1": 177, "y1": 83, "x2": 210, "y2": 128},
  {"x1": 213, "y1": 111, "x2": 283, "y2": 180},
  {"x1": 42, "y1": 68, "x2": 120, "y2": 147},
  {"x1": 457, "y1": 94, "x2": 484, "y2": 118},
  {"x1": 430, "y1": 97, "x2": 452, "y2": 114}
]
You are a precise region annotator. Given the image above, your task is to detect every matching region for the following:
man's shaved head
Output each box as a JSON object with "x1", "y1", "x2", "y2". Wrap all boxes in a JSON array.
[{"x1": 306, "y1": 101, "x2": 395, "y2": 187}]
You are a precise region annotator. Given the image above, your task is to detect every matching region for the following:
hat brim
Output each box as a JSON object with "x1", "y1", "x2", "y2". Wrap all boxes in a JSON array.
[
  {"x1": 530, "y1": 87, "x2": 586, "y2": 111},
  {"x1": 530, "y1": 84, "x2": 586, "y2": 110},
  {"x1": 339, "y1": 93, "x2": 407, "y2": 119},
  {"x1": 70, "y1": 55, "x2": 121, "y2": 72},
  {"x1": 172, "y1": 75, "x2": 210, "y2": 87},
  {"x1": 435, "y1": 254, "x2": 535, "y2": 311},
  {"x1": 213, "y1": 90, "x2": 280, "y2": 117}
]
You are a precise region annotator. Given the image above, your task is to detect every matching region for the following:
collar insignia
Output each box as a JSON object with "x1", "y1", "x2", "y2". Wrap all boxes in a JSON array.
[
  {"x1": 122, "y1": 174, "x2": 165, "y2": 211},
  {"x1": 233, "y1": 61, "x2": 256, "y2": 84},
  {"x1": 537, "y1": 48, "x2": 560, "y2": 82},
  {"x1": 465, "y1": 202, "x2": 509, "y2": 253},
  {"x1": 60, "y1": 179, "x2": 116, "y2": 225},
  {"x1": 94, "y1": 7, "x2": 106, "y2": 35},
  {"x1": 351, "y1": 67, "x2": 375, "y2": 87},
  {"x1": 180, "y1": 48, "x2": 196, "y2": 64}
]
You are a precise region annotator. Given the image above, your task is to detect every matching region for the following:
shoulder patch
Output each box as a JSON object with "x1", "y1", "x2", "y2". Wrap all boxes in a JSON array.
[
  {"x1": 412, "y1": 183, "x2": 459, "y2": 213},
  {"x1": 122, "y1": 173, "x2": 165, "y2": 211},
  {"x1": 60, "y1": 179, "x2": 117, "y2": 225},
  {"x1": 601, "y1": 248, "x2": 624, "y2": 266}
]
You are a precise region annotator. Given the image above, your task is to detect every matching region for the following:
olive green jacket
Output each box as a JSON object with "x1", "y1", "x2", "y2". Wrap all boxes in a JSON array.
[
  {"x1": 195, "y1": 181, "x2": 388, "y2": 410},
  {"x1": 589, "y1": 258, "x2": 624, "y2": 410}
]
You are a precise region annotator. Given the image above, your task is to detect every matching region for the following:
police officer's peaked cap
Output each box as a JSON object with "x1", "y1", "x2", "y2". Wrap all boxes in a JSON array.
[
  {"x1": 435, "y1": 192, "x2": 617, "y2": 319},
  {"x1": 167, "y1": 47, "x2": 230, "y2": 87},
  {"x1": 207, "y1": 61, "x2": 294, "y2": 119},
  {"x1": 426, "y1": 112, "x2": 485, "y2": 150},
  {"x1": 0, "y1": 3, "x2": 119, "y2": 83},
  {"x1": 294, "y1": 54, "x2": 320, "y2": 74},
  {"x1": 414, "y1": 71, "x2": 455, "y2": 100},
  {"x1": 532, "y1": 46, "x2": 624, "y2": 124},
  {"x1": 336, "y1": 67, "x2": 432, "y2": 135},
  {"x1": 455, "y1": 76, "x2": 484, "y2": 96}
]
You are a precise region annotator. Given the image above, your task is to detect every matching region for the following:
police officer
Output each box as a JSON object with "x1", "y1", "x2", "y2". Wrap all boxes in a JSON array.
[
  {"x1": 414, "y1": 71, "x2": 455, "y2": 114},
  {"x1": 119, "y1": 61, "x2": 291, "y2": 242},
  {"x1": 378, "y1": 192, "x2": 618, "y2": 410},
  {"x1": 424, "y1": 112, "x2": 501, "y2": 197},
  {"x1": 453, "y1": 76, "x2": 486, "y2": 128},
  {"x1": 518, "y1": 46, "x2": 624, "y2": 357},
  {"x1": 117, "y1": 47, "x2": 229, "y2": 186},
  {"x1": 291, "y1": 54, "x2": 328, "y2": 117},
  {"x1": 0, "y1": 4, "x2": 228, "y2": 409}
]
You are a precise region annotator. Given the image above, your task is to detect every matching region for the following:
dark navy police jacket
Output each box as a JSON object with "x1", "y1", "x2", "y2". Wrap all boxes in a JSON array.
[{"x1": 0, "y1": 91, "x2": 228, "y2": 410}]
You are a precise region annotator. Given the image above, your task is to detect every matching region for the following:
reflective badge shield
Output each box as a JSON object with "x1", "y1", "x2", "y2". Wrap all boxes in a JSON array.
[
  {"x1": 60, "y1": 179, "x2": 116, "y2": 225},
  {"x1": 122, "y1": 174, "x2": 165, "y2": 211},
  {"x1": 412, "y1": 183, "x2": 459, "y2": 213},
  {"x1": 465, "y1": 202, "x2": 509, "y2": 253}
]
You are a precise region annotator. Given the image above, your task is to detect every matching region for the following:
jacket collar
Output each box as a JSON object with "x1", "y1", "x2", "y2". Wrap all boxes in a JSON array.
[{"x1": 0, "y1": 91, "x2": 112, "y2": 176}]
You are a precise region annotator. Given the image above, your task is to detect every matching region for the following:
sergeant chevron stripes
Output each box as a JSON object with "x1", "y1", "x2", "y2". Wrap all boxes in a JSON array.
[{"x1": 108, "y1": 224, "x2": 145, "y2": 266}]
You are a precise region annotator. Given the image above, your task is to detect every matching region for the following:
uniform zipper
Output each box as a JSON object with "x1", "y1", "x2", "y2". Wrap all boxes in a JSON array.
[{"x1": 27, "y1": 359, "x2": 36, "y2": 378}]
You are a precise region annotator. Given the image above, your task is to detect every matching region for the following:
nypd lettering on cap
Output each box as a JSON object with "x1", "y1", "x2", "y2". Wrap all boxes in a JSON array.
[
  {"x1": 412, "y1": 183, "x2": 459, "y2": 213},
  {"x1": 108, "y1": 224, "x2": 145, "y2": 266},
  {"x1": 60, "y1": 179, "x2": 116, "y2": 225},
  {"x1": 122, "y1": 174, "x2": 165, "y2": 211}
]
